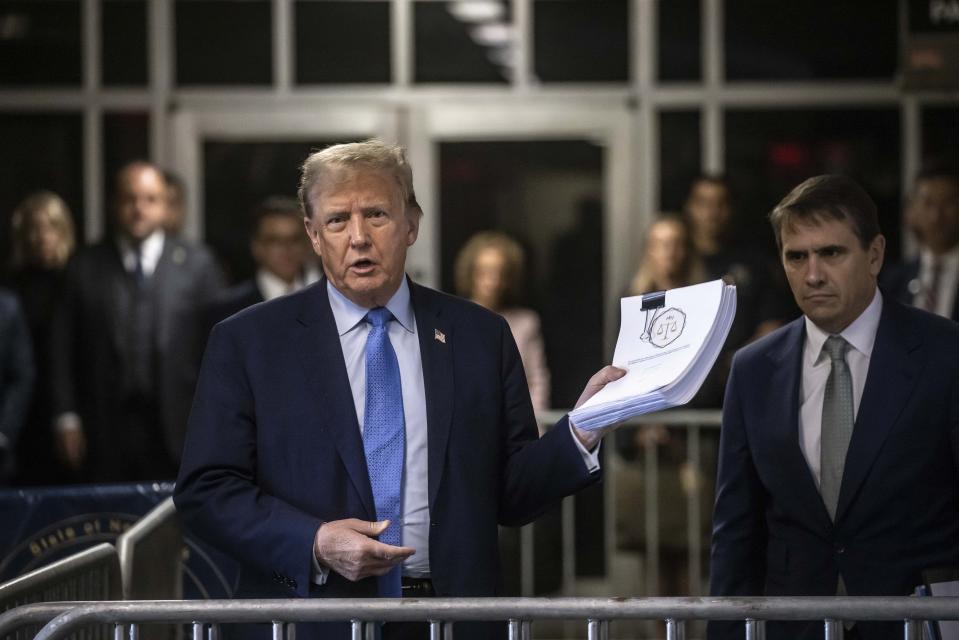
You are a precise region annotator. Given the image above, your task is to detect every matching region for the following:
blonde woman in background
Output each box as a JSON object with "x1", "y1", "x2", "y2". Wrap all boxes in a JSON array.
[
  {"x1": 628, "y1": 213, "x2": 705, "y2": 296},
  {"x1": 455, "y1": 231, "x2": 551, "y2": 412},
  {"x1": 7, "y1": 191, "x2": 77, "y2": 484}
]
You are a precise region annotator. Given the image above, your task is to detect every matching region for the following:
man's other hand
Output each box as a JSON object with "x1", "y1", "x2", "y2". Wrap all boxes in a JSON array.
[
  {"x1": 570, "y1": 365, "x2": 627, "y2": 450},
  {"x1": 313, "y1": 519, "x2": 415, "y2": 582},
  {"x1": 55, "y1": 427, "x2": 86, "y2": 470}
]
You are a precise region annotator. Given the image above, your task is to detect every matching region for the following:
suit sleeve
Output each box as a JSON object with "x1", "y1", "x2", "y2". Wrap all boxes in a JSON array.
[
  {"x1": 707, "y1": 358, "x2": 768, "y2": 640},
  {"x1": 173, "y1": 322, "x2": 322, "y2": 597},
  {"x1": 49, "y1": 259, "x2": 81, "y2": 419},
  {"x1": 494, "y1": 315, "x2": 599, "y2": 527}
]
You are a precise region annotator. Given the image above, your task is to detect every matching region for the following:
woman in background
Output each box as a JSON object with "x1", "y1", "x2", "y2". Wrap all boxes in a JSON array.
[
  {"x1": 7, "y1": 191, "x2": 77, "y2": 484},
  {"x1": 455, "y1": 231, "x2": 551, "y2": 412},
  {"x1": 628, "y1": 213, "x2": 704, "y2": 296}
]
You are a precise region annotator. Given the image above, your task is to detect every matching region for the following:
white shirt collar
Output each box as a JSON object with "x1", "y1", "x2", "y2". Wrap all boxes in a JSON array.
[
  {"x1": 804, "y1": 287, "x2": 883, "y2": 365},
  {"x1": 118, "y1": 230, "x2": 165, "y2": 276},
  {"x1": 256, "y1": 268, "x2": 302, "y2": 302},
  {"x1": 919, "y1": 244, "x2": 959, "y2": 271},
  {"x1": 326, "y1": 277, "x2": 415, "y2": 337}
]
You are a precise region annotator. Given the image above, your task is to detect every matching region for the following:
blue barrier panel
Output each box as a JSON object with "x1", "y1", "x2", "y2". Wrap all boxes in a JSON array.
[{"x1": 0, "y1": 484, "x2": 239, "y2": 599}]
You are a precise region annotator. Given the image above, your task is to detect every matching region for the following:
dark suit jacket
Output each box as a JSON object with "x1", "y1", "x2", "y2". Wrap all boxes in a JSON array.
[
  {"x1": 174, "y1": 279, "x2": 598, "y2": 634},
  {"x1": 0, "y1": 290, "x2": 34, "y2": 473},
  {"x1": 708, "y1": 296, "x2": 959, "y2": 640},
  {"x1": 881, "y1": 258, "x2": 959, "y2": 321},
  {"x1": 51, "y1": 236, "x2": 224, "y2": 471},
  {"x1": 207, "y1": 280, "x2": 264, "y2": 326}
]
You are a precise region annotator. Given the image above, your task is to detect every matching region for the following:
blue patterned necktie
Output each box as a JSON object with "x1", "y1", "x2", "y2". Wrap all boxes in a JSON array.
[
  {"x1": 820, "y1": 335, "x2": 853, "y2": 522},
  {"x1": 363, "y1": 307, "x2": 405, "y2": 597}
]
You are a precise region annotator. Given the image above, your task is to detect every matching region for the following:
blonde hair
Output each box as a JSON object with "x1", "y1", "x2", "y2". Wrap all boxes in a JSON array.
[
  {"x1": 10, "y1": 191, "x2": 76, "y2": 269},
  {"x1": 629, "y1": 214, "x2": 704, "y2": 295},
  {"x1": 454, "y1": 231, "x2": 526, "y2": 308},
  {"x1": 298, "y1": 139, "x2": 421, "y2": 219}
]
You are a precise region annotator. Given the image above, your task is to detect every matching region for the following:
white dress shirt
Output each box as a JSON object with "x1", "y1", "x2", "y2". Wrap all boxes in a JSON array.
[
  {"x1": 314, "y1": 277, "x2": 600, "y2": 583},
  {"x1": 119, "y1": 230, "x2": 165, "y2": 277},
  {"x1": 914, "y1": 246, "x2": 959, "y2": 318},
  {"x1": 255, "y1": 268, "x2": 303, "y2": 302},
  {"x1": 798, "y1": 288, "x2": 882, "y2": 488}
]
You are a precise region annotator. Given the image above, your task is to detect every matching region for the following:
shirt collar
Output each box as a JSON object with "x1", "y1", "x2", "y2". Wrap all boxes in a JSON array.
[
  {"x1": 256, "y1": 268, "x2": 302, "y2": 301},
  {"x1": 804, "y1": 287, "x2": 882, "y2": 365},
  {"x1": 118, "y1": 230, "x2": 165, "y2": 272},
  {"x1": 919, "y1": 244, "x2": 959, "y2": 271},
  {"x1": 326, "y1": 277, "x2": 415, "y2": 337}
]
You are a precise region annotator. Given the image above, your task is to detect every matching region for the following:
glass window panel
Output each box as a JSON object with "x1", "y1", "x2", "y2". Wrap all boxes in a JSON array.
[
  {"x1": 724, "y1": 0, "x2": 897, "y2": 80},
  {"x1": 659, "y1": 110, "x2": 701, "y2": 212},
  {"x1": 658, "y1": 0, "x2": 700, "y2": 82},
  {"x1": 921, "y1": 106, "x2": 959, "y2": 166},
  {"x1": 0, "y1": 113, "x2": 84, "y2": 261},
  {"x1": 175, "y1": 0, "x2": 272, "y2": 86},
  {"x1": 296, "y1": 1, "x2": 390, "y2": 84},
  {"x1": 438, "y1": 139, "x2": 605, "y2": 583},
  {"x1": 724, "y1": 108, "x2": 902, "y2": 262},
  {"x1": 203, "y1": 139, "x2": 356, "y2": 282},
  {"x1": 0, "y1": 1, "x2": 82, "y2": 86},
  {"x1": 533, "y1": 0, "x2": 629, "y2": 83},
  {"x1": 414, "y1": 1, "x2": 511, "y2": 84},
  {"x1": 102, "y1": 0, "x2": 148, "y2": 86},
  {"x1": 103, "y1": 112, "x2": 150, "y2": 203}
]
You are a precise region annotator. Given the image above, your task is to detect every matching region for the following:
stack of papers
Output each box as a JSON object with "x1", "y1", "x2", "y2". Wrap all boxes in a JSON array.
[{"x1": 569, "y1": 279, "x2": 737, "y2": 431}]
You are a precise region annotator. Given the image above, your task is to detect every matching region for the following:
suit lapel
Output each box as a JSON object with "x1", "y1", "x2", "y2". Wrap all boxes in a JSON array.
[
  {"x1": 765, "y1": 319, "x2": 833, "y2": 533},
  {"x1": 835, "y1": 299, "x2": 923, "y2": 522},
  {"x1": 294, "y1": 282, "x2": 376, "y2": 519},
  {"x1": 410, "y1": 282, "x2": 454, "y2": 511}
]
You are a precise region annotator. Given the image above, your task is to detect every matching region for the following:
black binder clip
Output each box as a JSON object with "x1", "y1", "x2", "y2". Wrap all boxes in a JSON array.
[{"x1": 641, "y1": 290, "x2": 666, "y2": 310}]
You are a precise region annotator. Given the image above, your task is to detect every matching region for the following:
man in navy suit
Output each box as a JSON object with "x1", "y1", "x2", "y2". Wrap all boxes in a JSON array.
[
  {"x1": 174, "y1": 140, "x2": 623, "y2": 638},
  {"x1": 709, "y1": 175, "x2": 959, "y2": 640},
  {"x1": 207, "y1": 196, "x2": 313, "y2": 327},
  {"x1": 881, "y1": 164, "x2": 959, "y2": 321}
]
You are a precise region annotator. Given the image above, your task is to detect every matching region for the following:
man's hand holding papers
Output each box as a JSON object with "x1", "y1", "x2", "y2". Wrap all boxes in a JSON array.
[{"x1": 569, "y1": 279, "x2": 737, "y2": 432}]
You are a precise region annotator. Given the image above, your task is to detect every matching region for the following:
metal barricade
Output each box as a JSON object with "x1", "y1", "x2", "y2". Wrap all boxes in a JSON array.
[
  {"x1": 10, "y1": 597, "x2": 959, "y2": 640},
  {"x1": 116, "y1": 498, "x2": 182, "y2": 601},
  {"x1": 0, "y1": 543, "x2": 121, "y2": 640}
]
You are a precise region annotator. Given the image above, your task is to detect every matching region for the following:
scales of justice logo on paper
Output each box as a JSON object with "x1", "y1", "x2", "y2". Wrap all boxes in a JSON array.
[{"x1": 640, "y1": 304, "x2": 687, "y2": 348}]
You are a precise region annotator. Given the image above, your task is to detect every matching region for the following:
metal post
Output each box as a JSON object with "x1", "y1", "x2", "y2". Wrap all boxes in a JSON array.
[
  {"x1": 745, "y1": 619, "x2": 766, "y2": 640},
  {"x1": 508, "y1": 619, "x2": 521, "y2": 640},
  {"x1": 824, "y1": 620, "x2": 844, "y2": 640},
  {"x1": 443, "y1": 621, "x2": 454, "y2": 640},
  {"x1": 666, "y1": 619, "x2": 685, "y2": 640},
  {"x1": 587, "y1": 619, "x2": 609, "y2": 640},
  {"x1": 193, "y1": 622, "x2": 205, "y2": 640},
  {"x1": 127, "y1": 623, "x2": 139, "y2": 640},
  {"x1": 208, "y1": 625, "x2": 219, "y2": 640},
  {"x1": 351, "y1": 620, "x2": 363, "y2": 640},
  {"x1": 271, "y1": 622, "x2": 284, "y2": 640},
  {"x1": 114, "y1": 623, "x2": 125, "y2": 640},
  {"x1": 429, "y1": 620, "x2": 442, "y2": 640},
  {"x1": 903, "y1": 619, "x2": 921, "y2": 640}
]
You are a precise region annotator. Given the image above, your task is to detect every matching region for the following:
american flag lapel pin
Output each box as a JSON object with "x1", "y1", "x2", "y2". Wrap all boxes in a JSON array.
[{"x1": 434, "y1": 328, "x2": 446, "y2": 344}]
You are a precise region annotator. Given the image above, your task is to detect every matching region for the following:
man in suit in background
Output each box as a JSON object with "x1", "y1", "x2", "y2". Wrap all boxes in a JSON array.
[
  {"x1": 0, "y1": 290, "x2": 34, "y2": 483},
  {"x1": 709, "y1": 175, "x2": 959, "y2": 640},
  {"x1": 207, "y1": 196, "x2": 312, "y2": 325},
  {"x1": 881, "y1": 163, "x2": 959, "y2": 321},
  {"x1": 174, "y1": 140, "x2": 623, "y2": 639},
  {"x1": 51, "y1": 161, "x2": 224, "y2": 482}
]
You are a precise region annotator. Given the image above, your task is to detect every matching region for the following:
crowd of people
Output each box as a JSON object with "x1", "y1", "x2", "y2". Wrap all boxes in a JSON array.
[{"x1": 1, "y1": 155, "x2": 956, "y2": 490}]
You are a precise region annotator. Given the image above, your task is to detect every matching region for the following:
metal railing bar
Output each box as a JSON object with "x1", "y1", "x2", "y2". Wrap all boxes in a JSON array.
[
  {"x1": 128, "y1": 622, "x2": 139, "y2": 640},
  {"x1": 744, "y1": 618, "x2": 765, "y2": 640},
  {"x1": 587, "y1": 618, "x2": 608, "y2": 640},
  {"x1": 0, "y1": 601, "x2": 91, "y2": 637},
  {"x1": 904, "y1": 619, "x2": 921, "y2": 640},
  {"x1": 823, "y1": 619, "x2": 843, "y2": 640},
  {"x1": 193, "y1": 621, "x2": 205, "y2": 640},
  {"x1": 429, "y1": 619, "x2": 441, "y2": 640},
  {"x1": 666, "y1": 618, "x2": 685, "y2": 640},
  {"x1": 27, "y1": 597, "x2": 959, "y2": 640},
  {"x1": 0, "y1": 544, "x2": 119, "y2": 600}
]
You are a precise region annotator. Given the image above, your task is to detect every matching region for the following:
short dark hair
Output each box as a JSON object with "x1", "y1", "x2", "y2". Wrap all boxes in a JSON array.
[
  {"x1": 769, "y1": 175, "x2": 881, "y2": 250},
  {"x1": 252, "y1": 196, "x2": 302, "y2": 236},
  {"x1": 688, "y1": 173, "x2": 733, "y2": 198}
]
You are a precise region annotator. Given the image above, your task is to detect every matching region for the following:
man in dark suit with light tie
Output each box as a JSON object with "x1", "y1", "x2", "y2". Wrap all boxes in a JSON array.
[
  {"x1": 174, "y1": 140, "x2": 624, "y2": 640},
  {"x1": 51, "y1": 161, "x2": 224, "y2": 481},
  {"x1": 709, "y1": 175, "x2": 959, "y2": 640}
]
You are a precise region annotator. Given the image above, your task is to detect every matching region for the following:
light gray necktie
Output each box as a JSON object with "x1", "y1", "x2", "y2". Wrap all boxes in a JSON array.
[{"x1": 820, "y1": 335, "x2": 853, "y2": 521}]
